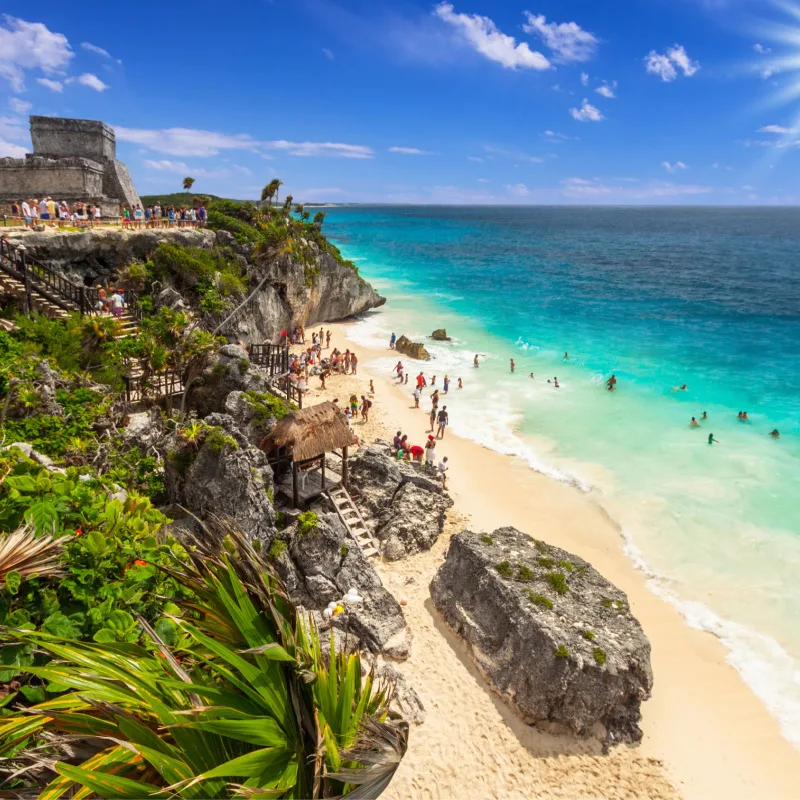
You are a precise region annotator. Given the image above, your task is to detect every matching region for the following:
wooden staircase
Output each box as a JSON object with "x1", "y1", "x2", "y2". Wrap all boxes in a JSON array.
[
  {"x1": 0, "y1": 272, "x2": 71, "y2": 320},
  {"x1": 328, "y1": 485, "x2": 380, "y2": 559}
]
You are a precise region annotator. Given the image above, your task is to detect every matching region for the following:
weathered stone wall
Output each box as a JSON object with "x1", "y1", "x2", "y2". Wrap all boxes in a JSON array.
[
  {"x1": 30, "y1": 116, "x2": 115, "y2": 161},
  {"x1": 0, "y1": 157, "x2": 105, "y2": 198},
  {"x1": 103, "y1": 159, "x2": 141, "y2": 209}
]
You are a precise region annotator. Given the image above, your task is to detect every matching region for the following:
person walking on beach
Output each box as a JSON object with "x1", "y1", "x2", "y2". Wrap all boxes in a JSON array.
[
  {"x1": 553, "y1": 377, "x2": 560, "y2": 388},
  {"x1": 510, "y1": 358, "x2": 515, "y2": 373},
  {"x1": 360, "y1": 395, "x2": 371, "y2": 422},
  {"x1": 430, "y1": 389, "x2": 440, "y2": 411},
  {"x1": 708, "y1": 433, "x2": 719, "y2": 445},
  {"x1": 606, "y1": 374, "x2": 617, "y2": 391},
  {"x1": 413, "y1": 386, "x2": 421, "y2": 408},
  {"x1": 416, "y1": 372, "x2": 427, "y2": 390},
  {"x1": 474, "y1": 354, "x2": 480, "y2": 368},
  {"x1": 429, "y1": 406, "x2": 437, "y2": 433},
  {"x1": 443, "y1": 375, "x2": 450, "y2": 394},
  {"x1": 529, "y1": 372, "x2": 535, "y2": 379},
  {"x1": 425, "y1": 435, "x2": 437, "y2": 468},
  {"x1": 369, "y1": 379, "x2": 374, "y2": 394},
  {"x1": 458, "y1": 378, "x2": 463, "y2": 389},
  {"x1": 351, "y1": 352, "x2": 358, "y2": 375},
  {"x1": 390, "y1": 332, "x2": 396, "y2": 350},
  {"x1": 437, "y1": 406, "x2": 449, "y2": 439},
  {"x1": 395, "y1": 361, "x2": 404, "y2": 382},
  {"x1": 326, "y1": 330, "x2": 332, "y2": 349}
]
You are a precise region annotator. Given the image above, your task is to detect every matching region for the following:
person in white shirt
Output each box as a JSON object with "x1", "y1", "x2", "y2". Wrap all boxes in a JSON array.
[
  {"x1": 21, "y1": 200, "x2": 31, "y2": 225},
  {"x1": 109, "y1": 290, "x2": 124, "y2": 319},
  {"x1": 93, "y1": 205, "x2": 101, "y2": 223},
  {"x1": 437, "y1": 456, "x2": 449, "y2": 488},
  {"x1": 39, "y1": 198, "x2": 49, "y2": 220}
]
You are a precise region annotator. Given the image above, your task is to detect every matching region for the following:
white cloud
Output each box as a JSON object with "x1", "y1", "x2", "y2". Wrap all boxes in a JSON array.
[
  {"x1": 596, "y1": 80, "x2": 617, "y2": 99},
  {"x1": 9, "y1": 97, "x2": 31, "y2": 114},
  {"x1": 580, "y1": 72, "x2": 589, "y2": 86},
  {"x1": 543, "y1": 130, "x2": 577, "y2": 142},
  {"x1": 506, "y1": 183, "x2": 530, "y2": 197},
  {"x1": 115, "y1": 125, "x2": 373, "y2": 159},
  {"x1": 142, "y1": 159, "x2": 234, "y2": 179},
  {"x1": 0, "y1": 114, "x2": 28, "y2": 143},
  {"x1": 563, "y1": 177, "x2": 712, "y2": 200},
  {"x1": 661, "y1": 160, "x2": 688, "y2": 173},
  {"x1": 322, "y1": 48, "x2": 335, "y2": 60},
  {"x1": 522, "y1": 13, "x2": 598, "y2": 63},
  {"x1": 753, "y1": 43, "x2": 771, "y2": 54},
  {"x1": 77, "y1": 72, "x2": 108, "y2": 91},
  {"x1": 37, "y1": 77, "x2": 63, "y2": 92},
  {"x1": 0, "y1": 16, "x2": 73, "y2": 92},
  {"x1": 759, "y1": 124, "x2": 792, "y2": 134},
  {"x1": 388, "y1": 146, "x2": 433, "y2": 154},
  {"x1": 484, "y1": 144, "x2": 543, "y2": 162},
  {"x1": 645, "y1": 44, "x2": 699, "y2": 82},
  {"x1": 434, "y1": 3, "x2": 550, "y2": 70},
  {"x1": 0, "y1": 137, "x2": 26, "y2": 157},
  {"x1": 569, "y1": 98, "x2": 603, "y2": 122},
  {"x1": 81, "y1": 42, "x2": 121, "y2": 64},
  {"x1": 476, "y1": 178, "x2": 490, "y2": 183}
]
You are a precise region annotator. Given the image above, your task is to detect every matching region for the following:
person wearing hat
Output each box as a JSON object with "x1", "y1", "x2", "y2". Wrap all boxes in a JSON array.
[
  {"x1": 96, "y1": 285, "x2": 108, "y2": 313},
  {"x1": 424, "y1": 435, "x2": 437, "y2": 468}
]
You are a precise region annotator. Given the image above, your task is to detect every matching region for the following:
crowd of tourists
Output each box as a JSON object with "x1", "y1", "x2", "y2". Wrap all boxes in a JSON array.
[
  {"x1": 8, "y1": 198, "x2": 102, "y2": 228},
  {"x1": 120, "y1": 202, "x2": 207, "y2": 229}
]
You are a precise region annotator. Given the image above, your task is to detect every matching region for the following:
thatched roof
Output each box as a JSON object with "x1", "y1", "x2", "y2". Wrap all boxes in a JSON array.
[{"x1": 260, "y1": 401, "x2": 357, "y2": 462}]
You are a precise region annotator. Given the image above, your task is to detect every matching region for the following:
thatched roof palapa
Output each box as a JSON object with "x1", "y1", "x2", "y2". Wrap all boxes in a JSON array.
[{"x1": 260, "y1": 401, "x2": 357, "y2": 462}]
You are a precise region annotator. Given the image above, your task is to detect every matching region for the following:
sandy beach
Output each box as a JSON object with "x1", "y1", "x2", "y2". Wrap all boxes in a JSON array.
[{"x1": 298, "y1": 320, "x2": 800, "y2": 800}]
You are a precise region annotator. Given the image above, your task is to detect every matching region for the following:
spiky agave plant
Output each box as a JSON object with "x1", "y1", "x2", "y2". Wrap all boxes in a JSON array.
[{"x1": 0, "y1": 521, "x2": 407, "y2": 798}]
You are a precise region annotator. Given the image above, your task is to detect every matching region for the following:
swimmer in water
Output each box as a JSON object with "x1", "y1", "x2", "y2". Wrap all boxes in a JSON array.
[
  {"x1": 742, "y1": 411, "x2": 749, "y2": 421},
  {"x1": 691, "y1": 417, "x2": 699, "y2": 427},
  {"x1": 529, "y1": 372, "x2": 535, "y2": 379},
  {"x1": 606, "y1": 374, "x2": 617, "y2": 391},
  {"x1": 672, "y1": 383, "x2": 688, "y2": 392},
  {"x1": 458, "y1": 378, "x2": 463, "y2": 389},
  {"x1": 510, "y1": 359, "x2": 515, "y2": 373},
  {"x1": 770, "y1": 429, "x2": 780, "y2": 438},
  {"x1": 474, "y1": 354, "x2": 480, "y2": 368},
  {"x1": 554, "y1": 377, "x2": 560, "y2": 388},
  {"x1": 563, "y1": 352, "x2": 569, "y2": 361},
  {"x1": 701, "y1": 411, "x2": 707, "y2": 420},
  {"x1": 708, "y1": 433, "x2": 719, "y2": 445}
]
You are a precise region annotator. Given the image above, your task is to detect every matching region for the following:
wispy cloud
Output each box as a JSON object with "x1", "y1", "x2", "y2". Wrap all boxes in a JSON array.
[
  {"x1": 580, "y1": 71, "x2": 589, "y2": 86},
  {"x1": 506, "y1": 183, "x2": 530, "y2": 197},
  {"x1": 77, "y1": 72, "x2": 108, "y2": 91},
  {"x1": 522, "y1": 13, "x2": 598, "y2": 63},
  {"x1": 322, "y1": 48, "x2": 335, "y2": 60},
  {"x1": 759, "y1": 124, "x2": 793, "y2": 134},
  {"x1": 388, "y1": 146, "x2": 433, "y2": 155},
  {"x1": 484, "y1": 144, "x2": 543, "y2": 162},
  {"x1": 645, "y1": 45, "x2": 700, "y2": 82},
  {"x1": 81, "y1": 41, "x2": 121, "y2": 64},
  {"x1": 563, "y1": 176, "x2": 712, "y2": 200},
  {"x1": 0, "y1": 137, "x2": 26, "y2": 157},
  {"x1": 116, "y1": 125, "x2": 374, "y2": 159},
  {"x1": 143, "y1": 159, "x2": 234, "y2": 179},
  {"x1": 596, "y1": 80, "x2": 617, "y2": 99},
  {"x1": 36, "y1": 77, "x2": 63, "y2": 92},
  {"x1": 542, "y1": 130, "x2": 577, "y2": 142},
  {"x1": 753, "y1": 43, "x2": 771, "y2": 54},
  {"x1": 433, "y1": 3, "x2": 550, "y2": 70},
  {"x1": 661, "y1": 160, "x2": 688, "y2": 172},
  {"x1": 569, "y1": 98, "x2": 603, "y2": 122},
  {"x1": 467, "y1": 155, "x2": 484, "y2": 162},
  {"x1": 0, "y1": 16, "x2": 73, "y2": 92},
  {"x1": 9, "y1": 97, "x2": 31, "y2": 114}
]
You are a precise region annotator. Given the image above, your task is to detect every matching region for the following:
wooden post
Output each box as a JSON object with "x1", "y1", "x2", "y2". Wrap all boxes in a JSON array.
[
  {"x1": 342, "y1": 446, "x2": 349, "y2": 490},
  {"x1": 321, "y1": 454, "x2": 326, "y2": 490},
  {"x1": 292, "y1": 460, "x2": 299, "y2": 508},
  {"x1": 19, "y1": 246, "x2": 31, "y2": 317}
]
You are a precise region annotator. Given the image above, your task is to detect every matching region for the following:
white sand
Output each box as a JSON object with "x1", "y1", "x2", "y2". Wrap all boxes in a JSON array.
[{"x1": 298, "y1": 322, "x2": 800, "y2": 799}]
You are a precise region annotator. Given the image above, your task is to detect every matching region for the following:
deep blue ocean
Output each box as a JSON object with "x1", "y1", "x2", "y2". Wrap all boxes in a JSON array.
[{"x1": 323, "y1": 205, "x2": 800, "y2": 747}]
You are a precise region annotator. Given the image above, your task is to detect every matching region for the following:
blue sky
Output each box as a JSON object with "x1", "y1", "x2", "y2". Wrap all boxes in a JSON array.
[{"x1": 2, "y1": 0, "x2": 800, "y2": 204}]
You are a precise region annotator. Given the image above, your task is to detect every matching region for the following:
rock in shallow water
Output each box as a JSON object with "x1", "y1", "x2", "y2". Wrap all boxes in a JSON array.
[
  {"x1": 394, "y1": 335, "x2": 431, "y2": 361},
  {"x1": 429, "y1": 527, "x2": 653, "y2": 747}
]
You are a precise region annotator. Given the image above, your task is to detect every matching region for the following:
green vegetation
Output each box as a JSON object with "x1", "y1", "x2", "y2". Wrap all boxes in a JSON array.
[
  {"x1": 267, "y1": 538, "x2": 288, "y2": 560},
  {"x1": 140, "y1": 191, "x2": 223, "y2": 206},
  {"x1": 593, "y1": 647, "x2": 607, "y2": 665},
  {"x1": 558, "y1": 559, "x2": 575, "y2": 573},
  {"x1": 495, "y1": 560, "x2": 513, "y2": 578},
  {"x1": 546, "y1": 572, "x2": 569, "y2": 595},
  {"x1": 554, "y1": 644, "x2": 570, "y2": 658},
  {"x1": 0, "y1": 529, "x2": 404, "y2": 797},
  {"x1": 516, "y1": 565, "x2": 535, "y2": 582},
  {"x1": 581, "y1": 630, "x2": 596, "y2": 641},
  {"x1": 528, "y1": 592, "x2": 554, "y2": 610},
  {"x1": 536, "y1": 556, "x2": 555, "y2": 568},
  {"x1": 479, "y1": 534, "x2": 494, "y2": 545},
  {"x1": 602, "y1": 598, "x2": 625, "y2": 611},
  {"x1": 297, "y1": 510, "x2": 319, "y2": 538},
  {"x1": 340, "y1": 543, "x2": 350, "y2": 556},
  {"x1": 534, "y1": 539, "x2": 548, "y2": 553}
]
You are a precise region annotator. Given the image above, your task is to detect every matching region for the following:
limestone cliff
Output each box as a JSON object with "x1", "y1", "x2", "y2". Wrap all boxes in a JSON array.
[{"x1": 4, "y1": 228, "x2": 384, "y2": 341}]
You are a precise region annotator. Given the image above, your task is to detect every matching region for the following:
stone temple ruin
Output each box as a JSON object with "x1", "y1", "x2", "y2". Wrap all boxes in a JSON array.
[{"x1": 0, "y1": 116, "x2": 141, "y2": 216}]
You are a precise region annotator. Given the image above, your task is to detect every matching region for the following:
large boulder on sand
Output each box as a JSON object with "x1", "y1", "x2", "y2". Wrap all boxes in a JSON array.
[
  {"x1": 430, "y1": 528, "x2": 653, "y2": 747},
  {"x1": 395, "y1": 335, "x2": 431, "y2": 361},
  {"x1": 348, "y1": 444, "x2": 453, "y2": 560}
]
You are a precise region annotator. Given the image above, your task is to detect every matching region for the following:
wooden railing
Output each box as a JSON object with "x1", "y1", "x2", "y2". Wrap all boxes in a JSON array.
[
  {"x1": 0, "y1": 236, "x2": 98, "y2": 315},
  {"x1": 123, "y1": 370, "x2": 185, "y2": 404},
  {"x1": 248, "y1": 343, "x2": 290, "y2": 377}
]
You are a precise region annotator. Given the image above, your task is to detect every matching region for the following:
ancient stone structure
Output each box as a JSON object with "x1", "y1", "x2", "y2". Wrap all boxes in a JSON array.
[{"x1": 0, "y1": 116, "x2": 140, "y2": 216}]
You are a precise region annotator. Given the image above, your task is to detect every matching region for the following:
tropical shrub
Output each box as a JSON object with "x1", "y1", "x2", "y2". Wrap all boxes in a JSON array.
[{"x1": 0, "y1": 527, "x2": 406, "y2": 798}]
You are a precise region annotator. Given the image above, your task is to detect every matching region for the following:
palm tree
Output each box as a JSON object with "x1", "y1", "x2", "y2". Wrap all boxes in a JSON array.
[
  {"x1": 182, "y1": 177, "x2": 195, "y2": 192},
  {"x1": 272, "y1": 178, "x2": 283, "y2": 208},
  {"x1": 283, "y1": 194, "x2": 294, "y2": 213},
  {"x1": 294, "y1": 203, "x2": 304, "y2": 215},
  {"x1": 0, "y1": 525, "x2": 406, "y2": 797},
  {"x1": 260, "y1": 183, "x2": 275, "y2": 209},
  {"x1": 313, "y1": 211, "x2": 326, "y2": 228},
  {"x1": 302, "y1": 210, "x2": 311, "y2": 222}
]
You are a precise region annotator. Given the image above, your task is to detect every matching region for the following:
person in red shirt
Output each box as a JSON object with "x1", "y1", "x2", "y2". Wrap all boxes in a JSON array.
[
  {"x1": 416, "y1": 372, "x2": 426, "y2": 389},
  {"x1": 409, "y1": 444, "x2": 425, "y2": 463}
]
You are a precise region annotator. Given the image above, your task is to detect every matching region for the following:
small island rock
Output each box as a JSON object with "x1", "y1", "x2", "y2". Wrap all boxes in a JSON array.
[
  {"x1": 395, "y1": 335, "x2": 431, "y2": 361},
  {"x1": 431, "y1": 328, "x2": 451, "y2": 341}
]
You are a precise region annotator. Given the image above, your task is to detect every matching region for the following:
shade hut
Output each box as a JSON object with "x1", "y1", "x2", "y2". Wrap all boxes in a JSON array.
[{"x1": 260, "y1": 401, "x2": 357, "y2": 507}]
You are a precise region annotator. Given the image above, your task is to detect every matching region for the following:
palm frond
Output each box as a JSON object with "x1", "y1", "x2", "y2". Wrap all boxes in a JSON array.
[{"x1": 0, "y1": 524, "x2": 70, "y2": 584}]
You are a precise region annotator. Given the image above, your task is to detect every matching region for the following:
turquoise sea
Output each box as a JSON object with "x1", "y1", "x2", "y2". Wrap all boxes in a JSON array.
[{"x1": 323, "y1": 205, "x2": 800, "y2": 747}]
